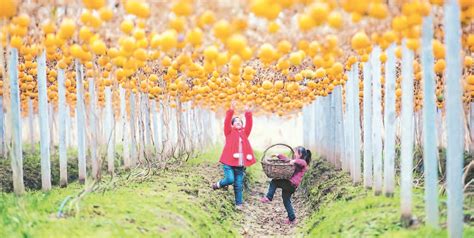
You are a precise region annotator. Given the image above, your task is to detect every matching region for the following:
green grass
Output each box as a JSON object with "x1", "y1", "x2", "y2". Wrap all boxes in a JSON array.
[
  {"x1": 302, "y1": 190, "x2": 474, "y2": 237},
  {"x1": 2, "y1": 146, "x2": 472, "y2": 238},
  {"x1": 187, "y1": 144, "x2": 223, "y2": 165},
  {"x1": 299, "y1": 157, "x2": 474, "y2": 238},
  {"x1": 1, "y1": 146, "x2": 80, "y2": 192},
  {"x1": 0, "y1": 146, "x2": 239, "y2": 238}
]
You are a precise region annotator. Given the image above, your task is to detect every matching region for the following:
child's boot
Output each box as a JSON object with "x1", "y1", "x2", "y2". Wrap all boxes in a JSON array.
[
  {"x1": 284, "y1": 218, "x2": 297, "y2": 225},
  {"x1": 260, "y1": 197, "x2": 271, "y2": 203},
  {"x1": 235, "y1": 204, "x2": 243, "y2": 211}
]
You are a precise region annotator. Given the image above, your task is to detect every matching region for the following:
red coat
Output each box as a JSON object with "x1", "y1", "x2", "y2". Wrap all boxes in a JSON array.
[{"x1": 219, "y1": 109, "x2": 256, "y2": 167}]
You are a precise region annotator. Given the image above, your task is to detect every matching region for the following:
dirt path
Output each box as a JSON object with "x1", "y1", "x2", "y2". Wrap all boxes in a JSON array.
[
  {"x1": 239, "y1": 179, "x2": 307, "y2": 237},
  {"x1": 205, "y1": 162, "x2": 308, "y2": 237}
]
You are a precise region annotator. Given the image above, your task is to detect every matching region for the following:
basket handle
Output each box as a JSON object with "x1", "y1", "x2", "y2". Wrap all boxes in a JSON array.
[{"x1": 260, "y1": 143, "x2": 294, "y2": 162}]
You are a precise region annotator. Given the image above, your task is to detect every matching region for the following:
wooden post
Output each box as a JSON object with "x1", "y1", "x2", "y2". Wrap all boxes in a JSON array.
[
  {"x1": 306, "y1": 103, "x2": 312, "y2": 149},
  {"x1": 65, "y1": 105, "x2": 71, "y2": 148},
  {"x1": 314, "y1": 100, "x2": 320, "y2": 153},
  {"x1": 470, "y1": 103, "x2": 474, "y2": 153},
  {"x1": 130, "y1": 92, "x2": 137, "y2": 167},
  {"x1": 444, "y1": 0, "x2": 464, "y2": 236},
  {"x1": 352, "y1": 63, "x2": 361, "y2": 184},
  {"x1": 157, "y1": 102, "x2": 163, "y2": 150},
  {"x1": 313, "y1": 101, "x2": 317, "y2": 152},
  {"x1": 76, "y1": 60, "x2": 87, "y2": 184},
  {"x1": 384, "y1": 44, "x2": 396, "y2": 197},
  {"x1": 329, "y1": 91, "x2": 336, "y2": 166},
  {"x1": 346, "y1": 67, "x2": 354, "y2": 176},
  {"x1": 0, "y1": 95, "x2": 4, "y2": 157},
  {"x1": 308, "y1": 104, "x2": 313, "y2": 149},
  {"x1": 371, "y1": 46, "x2": 383, "y2": 196},
  {"x1": 421, "y1": 15, "x2": 440, "y2": 228},
  {"x1": 167, "y1": 105, "x2": 173, "y2": 151},
  {"x1": 0, "y1": 95, "x2": 4, "y2": 158},
  {"x1": 28, "y1": 98, "x2": 34, "y2": 153},
  {"x1": 334, "y1": 86, "x2": 343, "y2": 169},
  {"x1": 99, "y1": 108, "x2": 106, "y2": 146},
  {"x1": 48, "y1": 103, "x2": 55, "y2": 153},
  {"x1": 322, "y1": 96, "x2": 330, "y2": 159},
  {"x1": 323, "y1": 95, "x2": 330, "y2": 161},
  {"x1": 138, "y1": 94, "x2": 145, "y2": 164},
  {"x1": 119, "y1": 86, "x2": 130, "y2": 169},
  {"x1": 37, "y1": 51, "x2": 52, "y2": 191},
  {"x1": 327, "y1": 96, "x2": 331, "y2": 159},
  {"x1": 58, "y1": 68, "x2": 68, "y2": 187},
  {"x1": 319, "y1": 97, "x2": 325, "y2": 158},
  {"x1": 400, "y1": 40, "x2": 415, "y2": 225},
  {"x1": 170, "y1": 106, "x2": 177, "y2": 146},
  {"x1": 88, "y1": 77, "x2": 98, "y2": 179},
  {"x1": 0, "y1": 43, "x2": 6, "y2": 159},
  {"x1": 211, "y1": 110, "x2": 217, "y2": 145},
  {"x1": 306, "y1": 102, "x2": 314, "y2": 151},
  {"x1": 174, "y1": 105, "x2": 179, "y2": 146},
  {"x1": 347, "y1": 67, "x2": 355, "y2": 178},
  {"x1": 9, "y1": 48, "x2": 25, "y2": 195},
  {"x1": 194, "y1": 108, "x2": 200, "y2": 149},
  {"x1": 144, "y1": 95, "x2": 152, "y2": 149},
  {"x1": 151, "y1": 100, "x2": 160, "y2": 152},
  {"x1": 161, "y1": 103, "x2": 169, "y2": 155},
  {"x1": 156, "y1": 103, "x2": 165, "y2": 150},
  {"x1": 305, "y1": 103, "x2": 310, "y2": 151},
  {"x1": 343, "y1": 92, "x2": 351, "y2": 173},
  {"x1": 105, "y1": 86, "x2": 114, "y2": 174},
  {"x1": 363, "y1": 61, "x2": 373, "y2": 188},
  {"x1": 310, "y1": 101, "x2": 317, "y2": 152},
  {"x1": 200, "y1": 109, "x2": 206, "y2": 146}
]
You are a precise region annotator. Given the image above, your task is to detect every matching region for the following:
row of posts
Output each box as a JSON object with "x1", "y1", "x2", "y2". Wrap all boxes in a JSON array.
[
  {"x1": 303, "y1": 2, "x2": 469, "y2": 237},
  {"x1": 0, "y1": 50, "x2": 219, "y2": 195}
]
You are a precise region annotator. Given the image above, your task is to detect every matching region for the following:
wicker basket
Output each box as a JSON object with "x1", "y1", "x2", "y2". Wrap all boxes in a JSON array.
[{"x1": 261, "y1": 143, "x2": 295, "y2": 179}]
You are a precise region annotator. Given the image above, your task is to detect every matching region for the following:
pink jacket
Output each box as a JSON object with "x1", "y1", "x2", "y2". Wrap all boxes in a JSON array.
[
  {"x1": 219, "y1": 109, "x2": 256, "y2": 167},
  {"x1": 277, "y1": 154, "x2": 308, "y2": 188}
]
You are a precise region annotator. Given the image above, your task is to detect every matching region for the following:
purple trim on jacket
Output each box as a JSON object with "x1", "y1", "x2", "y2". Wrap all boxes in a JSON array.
[{"x1": 277, "y1": 154, "x2": 308, "y2": 188}]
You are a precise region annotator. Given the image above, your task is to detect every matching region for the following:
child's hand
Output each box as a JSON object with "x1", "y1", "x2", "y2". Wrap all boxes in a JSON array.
[{"x1": 289, "y1": 160, "x2": 295, "y2": 165}]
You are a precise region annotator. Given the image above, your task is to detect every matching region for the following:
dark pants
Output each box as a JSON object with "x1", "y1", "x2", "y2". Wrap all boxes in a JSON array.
[
  {"x1": 219, "y1": 165, "x2": 245, "y2": 205},
  {"x1": 265, "y1": 179, "x2": 296, "y2": 221}
]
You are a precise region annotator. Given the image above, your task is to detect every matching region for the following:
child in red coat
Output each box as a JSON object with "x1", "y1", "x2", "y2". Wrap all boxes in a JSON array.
[
  {"x1": 260, "y1": 146, "x2": 311, "y2": 224},
  {"x1": 212, "y1": 103, "x2": 256, "y2": 210}
]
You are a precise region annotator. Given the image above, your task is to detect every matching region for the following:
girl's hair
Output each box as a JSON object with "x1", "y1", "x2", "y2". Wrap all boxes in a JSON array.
[
  {"x1": 295, "y1": 146, "x2": 312, "y2": 165},
  {"x1": 231, "y1": 117, "x2": 241, "y2": 125}
]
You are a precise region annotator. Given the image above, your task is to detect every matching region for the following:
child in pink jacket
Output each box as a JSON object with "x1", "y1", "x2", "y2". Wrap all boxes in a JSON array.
[{"x1": 260, "y1": 146, "x2": 312, "y2": 224}]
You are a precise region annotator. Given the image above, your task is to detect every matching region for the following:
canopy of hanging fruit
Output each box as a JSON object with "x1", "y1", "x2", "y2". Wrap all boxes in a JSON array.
[{"x1": 0, "y1": 0, "x2": 473, "y2": 118}]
